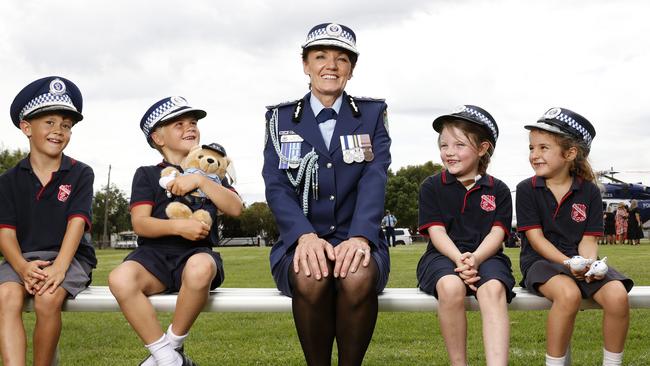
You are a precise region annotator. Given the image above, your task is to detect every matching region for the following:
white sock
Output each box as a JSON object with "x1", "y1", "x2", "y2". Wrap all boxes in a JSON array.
[
  {"x1": 167, "y1": 324, "x2": 189, "y2": 350},
  {"x1": 545, "y1": 353, "x2": 566, "y2": 366},
  {"x1": 145, "y1": 334, "x2": 181, "y2": 366},
  {"x1": 603, "y1": 348, "x2": 623, "y2": 366}
]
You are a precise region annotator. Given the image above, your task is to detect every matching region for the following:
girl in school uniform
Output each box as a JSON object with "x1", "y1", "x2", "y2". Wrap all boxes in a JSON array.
[
  {"x1": 417, "y1": 105, "x2": 515, "y2": 366},
  {"x1": 516, "y1": 107, "x2": 634, "y2": 366}
]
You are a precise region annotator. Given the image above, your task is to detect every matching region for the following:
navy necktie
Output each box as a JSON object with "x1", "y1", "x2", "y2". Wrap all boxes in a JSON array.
[{"x1": 316, "y1": 108, "x2": 337, "y2": 124}]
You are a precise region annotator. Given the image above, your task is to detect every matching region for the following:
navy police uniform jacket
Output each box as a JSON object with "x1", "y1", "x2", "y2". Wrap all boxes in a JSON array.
[
  {"x1": 0, "y1": 155, "x2": 96, "y2": 268},
  {"x1": 263, "y1": 92, "x2": 391, "y2": 271}
]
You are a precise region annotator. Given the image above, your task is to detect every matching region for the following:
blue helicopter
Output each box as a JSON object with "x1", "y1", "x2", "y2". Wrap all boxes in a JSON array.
[{"x1": 599, "y1": 169, "x2": 650, "y2": 223}]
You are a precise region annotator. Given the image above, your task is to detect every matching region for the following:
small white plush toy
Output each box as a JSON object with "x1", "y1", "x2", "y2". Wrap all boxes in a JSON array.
[
  {"x1": 585, "y1": 257, "x2": 609, "y2": 277},
  {"x1": 563, "y1": 256, "x2": 594, "y2": 272}
]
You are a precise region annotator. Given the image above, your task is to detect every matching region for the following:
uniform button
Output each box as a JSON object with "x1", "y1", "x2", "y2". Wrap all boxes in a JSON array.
[
  {"x1": 326, "y1": 163, "x2": 332, "y2": 168},
  {"x1": 329, "y1": 225, "x2": 335, "y2": 231},
  {"x1": 329, "y1": 195, "x2": 335, "y2": 201}
]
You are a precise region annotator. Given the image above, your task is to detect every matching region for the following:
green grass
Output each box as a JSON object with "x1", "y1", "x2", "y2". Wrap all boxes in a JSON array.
[{"x1": 15, "y1": 242, "x2": 650, "y2": 365}]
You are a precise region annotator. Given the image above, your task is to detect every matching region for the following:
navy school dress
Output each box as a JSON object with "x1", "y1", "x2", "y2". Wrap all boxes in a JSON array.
[
  {"x1": 416, "y1": 170, "x2": 516, "y2": 302},
  {"x1": 516, "y1": 176, "x2": 633, "y2": 297},
  {"x1": 262, "y1": 92, "x2": 391, "y2": 297}
]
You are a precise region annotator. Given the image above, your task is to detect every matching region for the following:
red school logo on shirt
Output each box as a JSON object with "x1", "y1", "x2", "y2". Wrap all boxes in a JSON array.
[
  {"x1": 58, "y1": 184, "x2": 72, "y2": 202},
  {"x1": 571, "y1": 203, "x2": 587, "y2": 222},
  {"x1": 480, "y1": 194, "x2": 496, "y2": 212}
]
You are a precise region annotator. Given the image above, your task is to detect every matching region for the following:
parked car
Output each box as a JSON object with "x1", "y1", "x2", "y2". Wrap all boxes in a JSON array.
[{"x1": 393, "y1": 228, "x2": 413, "y2": 245}]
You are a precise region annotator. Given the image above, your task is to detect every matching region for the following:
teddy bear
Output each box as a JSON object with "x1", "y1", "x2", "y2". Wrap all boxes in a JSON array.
[{"x1": 158, "y1": 143, "x2": 236, "y2": 227}]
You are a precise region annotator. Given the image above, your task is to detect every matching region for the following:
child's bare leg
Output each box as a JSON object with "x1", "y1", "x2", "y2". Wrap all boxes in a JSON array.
[
  {"x1": 538, "y1": 275, "x2": 581, "y2": 357},
  {"x1": 32, "y1": 286, "x2": 67, "y2": 366},
  {"x1": 0, "y1": 283, "x2": 27, "y2": 366},
  {"x1": 171, "y1": 253, "x2": 217, "y2": 335},
  {"x1": 593, "y1": 281, "x2": 629, "y2": 353},
  {"x1": 476, "y1": 280, "x2": 509, "y2": 366},
  {"x1": 108, "y1": 261, "x2": 166, "y2": 343},
  {"x1": 436, "y1": 275, "x2": 468, "y2": 366}
]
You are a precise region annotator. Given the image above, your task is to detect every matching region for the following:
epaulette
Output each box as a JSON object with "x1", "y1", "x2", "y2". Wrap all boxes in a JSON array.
[
  {"x1": 350, "y1": 96, "x2": 386, "y2": 103},
  {"x1": 265, "y1": 99, "x2": 301, "y2": 110}
]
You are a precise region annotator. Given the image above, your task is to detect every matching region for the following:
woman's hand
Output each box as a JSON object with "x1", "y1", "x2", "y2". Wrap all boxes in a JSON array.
[
  {"x1": 19, "y1": 260, "x2": 50, "y2": 294},
  {"x1": 293, "y1": 233, "x2": 335, "y2": 280},
  {"x1": 333, "y1": 237, "x2": 371, "y2": 278}
]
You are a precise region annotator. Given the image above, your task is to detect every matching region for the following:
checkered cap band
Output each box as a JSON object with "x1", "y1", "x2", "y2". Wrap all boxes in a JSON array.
[
  {"x1": 554, "y1": 112, "x2": 593, "y2": 146},
  {"x1": 142, "y1": 99, "x2": 184, "y2": 137},
  {"x1": 19, "y1": 93, "x2": 76, "y2": 121},
  {"x1": 306, "y1": 27, "x2": 356, "y2": 45},
  {"x1": 462, "y1": 106, "x2": 498, "y2": 143}
]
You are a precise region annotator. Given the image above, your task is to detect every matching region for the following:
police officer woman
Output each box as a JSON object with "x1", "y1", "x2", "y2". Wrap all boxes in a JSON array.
[{"x1": 262, "y1": 23, "x2": 391, "y2": 366}]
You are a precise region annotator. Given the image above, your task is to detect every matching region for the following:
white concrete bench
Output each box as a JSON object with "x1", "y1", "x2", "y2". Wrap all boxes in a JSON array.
[{"x1": 24, "y1": 286, "x2": 650, "y2": 312}]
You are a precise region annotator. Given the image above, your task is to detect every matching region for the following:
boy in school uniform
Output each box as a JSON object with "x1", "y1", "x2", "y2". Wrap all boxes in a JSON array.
[
  {"x1": 0, "y1": 76, "x2": 96, "y2": 366},
  {"x1": 108, "y1": 96, "x2": 242, "y2": 366}
]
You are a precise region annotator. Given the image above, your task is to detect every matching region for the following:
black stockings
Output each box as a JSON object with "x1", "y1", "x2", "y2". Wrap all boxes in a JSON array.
[{"x1": 290, "y1": 260, "x2": 379, "y2": 366}]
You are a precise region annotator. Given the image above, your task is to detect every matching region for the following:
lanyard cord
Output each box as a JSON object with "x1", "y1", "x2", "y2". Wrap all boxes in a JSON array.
[{"x1": 269, "y1": 108, "x2": 319, "y2": 215}]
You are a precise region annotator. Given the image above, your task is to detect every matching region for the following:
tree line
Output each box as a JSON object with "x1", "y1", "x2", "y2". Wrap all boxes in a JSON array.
[{"x1": 1, "y1": 147, "x2": 440, "y2": 246}]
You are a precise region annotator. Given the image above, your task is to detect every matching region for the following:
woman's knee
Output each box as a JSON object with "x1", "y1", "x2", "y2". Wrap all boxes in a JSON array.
[
  {"x1": 291, "y1": 272, "x2": 334, "y2": 305},
  {"x1": 182, "y1": 254, "x2": 217, "y2": 290}
]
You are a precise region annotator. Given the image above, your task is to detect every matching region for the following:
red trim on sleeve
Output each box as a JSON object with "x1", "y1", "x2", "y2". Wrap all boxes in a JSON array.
[
  {"x1": 517, "y1": 224, "x2": 542, "y2": 232},
  {"x1": 0, "y1": 224, "x2": 16, "y2": 230},
  {"x1": 418, "y1": 222, "x2": 445, "y2": 237},
  {"x1": 68, "y1": 214, "x2": 92, "y2": 232},
  {"x1": 584, "y1": 231, "x2": 604, "y2": 237},
  {"x1": 493, "y1": 221, "x2": 510, "y2": 237},
  {"x1": 130, "y1": 201, "x2": 154, "y2": 210}
]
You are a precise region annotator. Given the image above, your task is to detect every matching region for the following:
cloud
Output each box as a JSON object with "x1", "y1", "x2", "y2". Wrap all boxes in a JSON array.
[{"x1": 1, "y1": 0, "x2": 649, "y2": 204}]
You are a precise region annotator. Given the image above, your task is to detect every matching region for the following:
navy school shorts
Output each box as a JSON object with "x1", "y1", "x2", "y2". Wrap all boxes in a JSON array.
[
  {"x1": 272, "y1": 248, "x2": 390, "y2": 297},
  {"x1": 125, "y1": 245, "x2": 224, "y2": 293},
  {"x1": 417, "y1": 251, "x2": 516, "y2": 303},
  {"x1": 522, "y1": 259, "x2": 634, "y2": 298}
]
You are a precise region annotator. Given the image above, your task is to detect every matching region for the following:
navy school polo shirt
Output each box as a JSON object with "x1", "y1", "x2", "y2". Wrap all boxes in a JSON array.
[
  {"x1": 516, "y1": 176, "x2": 603, "y2": 277},
  {"x1": 418, "y1": 171, "x2": 512, "y2": 254},
  {"x1": 130, "y1": 161, "x2": 238, "y2": 248},
  {"x1": 0, "y1": 155, "x2": 96, "y2": 268}
]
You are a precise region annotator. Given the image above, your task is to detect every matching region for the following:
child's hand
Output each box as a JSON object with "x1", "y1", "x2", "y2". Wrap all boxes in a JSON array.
[
  {"x1": 455, "y1": 253, "x2": 481, "y2": 291},
  {"x1": 19, "y1": 260, "x2": 50, "y2": 294},
  {"x1": 36, "y1": 264, "x2": 67, "y2": 295},
  {"x1": 568, "y1": 265, "x2": 588, "y2": 281},
  {"x1": 166, "y1": 174, "x2": 201, "y2": 196},
  {"x1": 175, "y1": 219, "x2": 210, "y2": 241}
]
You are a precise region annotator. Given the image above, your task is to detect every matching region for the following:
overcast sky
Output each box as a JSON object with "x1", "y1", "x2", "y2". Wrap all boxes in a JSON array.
[{"x1": 1, "y1": 0, "x2": 649, "y2": 204}]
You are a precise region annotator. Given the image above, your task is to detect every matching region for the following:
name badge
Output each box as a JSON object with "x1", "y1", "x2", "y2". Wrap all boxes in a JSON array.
[{"x1": 280, "y1": 134, "x2": 304, "y2": 143}]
